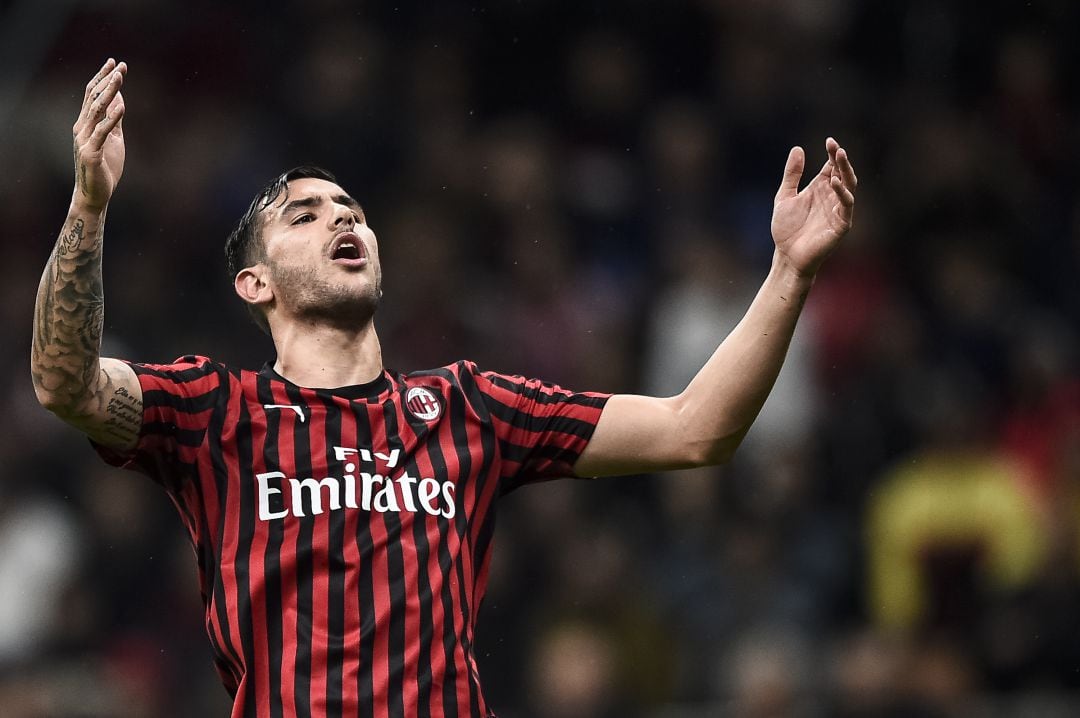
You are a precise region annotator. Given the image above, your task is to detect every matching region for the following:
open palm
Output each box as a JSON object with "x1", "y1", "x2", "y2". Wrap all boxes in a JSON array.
[
  {"x1": 771, "y1": 138, "x2": 857, "y2": 277},
  {"x1": 72, "y1": 58, "x2": 127, "y2": 211}
]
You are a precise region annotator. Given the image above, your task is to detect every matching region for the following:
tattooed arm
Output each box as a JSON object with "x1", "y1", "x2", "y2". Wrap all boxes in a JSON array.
[{"x1": 31, "y1": 58, "x2": 142, "y2": 450}]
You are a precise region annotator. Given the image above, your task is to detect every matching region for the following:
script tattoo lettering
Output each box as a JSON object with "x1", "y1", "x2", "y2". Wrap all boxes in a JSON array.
[
  {"x1": 59, "y1": 217, "x2": 85, "y2": 253},
  {"x1": 99, "y1": 384, "x2": 142, "y2": 445},
  {"x1": 31, "y1": 213, "x2": 141, "y2": 448}
]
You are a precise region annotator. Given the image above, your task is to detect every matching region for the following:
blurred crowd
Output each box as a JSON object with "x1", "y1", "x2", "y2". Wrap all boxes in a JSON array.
[{"x1": 1, "y1": 0, "x2": 1078, "y2": 716}]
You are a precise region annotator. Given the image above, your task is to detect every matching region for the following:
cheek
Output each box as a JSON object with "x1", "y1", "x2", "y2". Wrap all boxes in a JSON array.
[
  {"x1": 361, "y1": 228, "x2": 379, "y2": 255},
  {"x1": 266, "y1": 254, "x2": 315, "y2": 289},
  {"x1": 269, "y1": 241, "x2": 320, "y2": 269}
]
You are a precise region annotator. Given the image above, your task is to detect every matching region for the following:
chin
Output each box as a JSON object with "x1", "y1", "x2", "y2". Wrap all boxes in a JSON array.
[
  {"x1": 307, "y1": 291, "x2": 381, "y2": 326},
  {"x1": 272, "y1": 264, "x2": 383, "y2": 326}
]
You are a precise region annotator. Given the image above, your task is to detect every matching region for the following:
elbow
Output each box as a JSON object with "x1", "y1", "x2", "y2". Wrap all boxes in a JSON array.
[
  {"x1": 672, "y1": 396, "x2": 746, "y2": 467},
  {"x1": 681, "y1": 432, "x2": 743, "y2": 468},
  {"x1": 32, "y1": 375, "x2": 57, "y2": 411},
  {"x1": 34, "y1": 385, "x2": 69, "y2": 416},
  {"x1": 697, "y1": 437, "x2": 741, "y2": 467},
  {"x1": 31, "y1": 377, "x2": 80, "y2": 418}
]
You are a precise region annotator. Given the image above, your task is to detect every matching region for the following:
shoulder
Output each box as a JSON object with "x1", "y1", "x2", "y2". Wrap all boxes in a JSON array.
[
  {"x1": 412, "y1": 360, "x2": 527, "y2": 386},
  {"x1": 399, "y1": 360, "x2": 480, "y2": 386},
  {"x1": 403, "y1": 361, "x2": 572, "y2": 400},
  {"x1": 127, "y1": 354, "x2": 225, "y2": 374},
  {"x1": 396, "y1": 361, "x2": 492, "y2": 416},
  {"x1": 123, "y1": 354, "x2": 235, "y2": 397}
]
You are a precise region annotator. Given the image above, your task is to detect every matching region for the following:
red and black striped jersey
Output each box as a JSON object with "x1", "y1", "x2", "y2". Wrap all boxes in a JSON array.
[{"x1": 93, "y1": 356, "x2": 609, "y2": 718}]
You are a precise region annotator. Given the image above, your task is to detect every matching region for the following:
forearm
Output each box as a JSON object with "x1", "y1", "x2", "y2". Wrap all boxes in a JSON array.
[
  {"x1": 674, "y1": 252, "x2": 814, "y2": 462},
  {"x1": 31, "y1": 199, "x2": 108, "y2": 413},
  {"x1": 29, "y1": 58, "x2": 142, "y2": 449},
  {"x1": 577, "y1": 139, "x2": 854, "y2": 476}
]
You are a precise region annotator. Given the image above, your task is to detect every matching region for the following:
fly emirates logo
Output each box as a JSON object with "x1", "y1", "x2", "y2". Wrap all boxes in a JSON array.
[{"x1": 256, "y1": 446, "x2": 456, "y2": 522}]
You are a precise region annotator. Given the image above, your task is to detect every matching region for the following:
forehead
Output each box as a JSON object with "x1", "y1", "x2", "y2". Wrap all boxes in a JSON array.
[{"x1": 273, "y1": 177, "x2": 350, "y2": 206}]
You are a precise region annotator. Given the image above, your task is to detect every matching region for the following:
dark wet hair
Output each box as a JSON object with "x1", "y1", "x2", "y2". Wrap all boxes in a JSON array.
[{"x1": 224, "y1": 165, "x2": 338, "y2": 335}]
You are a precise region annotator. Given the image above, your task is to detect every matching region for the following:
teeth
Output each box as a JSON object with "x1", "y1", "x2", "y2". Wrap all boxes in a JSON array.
[{"x1": 333, "y1": 239, "x2": 362, "y2": 260}]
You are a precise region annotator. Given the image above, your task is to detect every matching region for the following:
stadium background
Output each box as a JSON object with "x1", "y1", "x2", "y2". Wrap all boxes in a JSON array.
[{"x1": 1, "y1": 0, "x2": 1078, "y2": 715}]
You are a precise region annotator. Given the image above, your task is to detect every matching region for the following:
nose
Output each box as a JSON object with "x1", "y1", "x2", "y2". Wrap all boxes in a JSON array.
[{"x1": 331, "y1": 203, "x2": 357, "y2": 229}]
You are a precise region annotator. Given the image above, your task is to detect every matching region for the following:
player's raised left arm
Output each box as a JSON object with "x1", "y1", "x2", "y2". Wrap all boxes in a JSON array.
[{"x1": 574, "y1": 138, "x2": 857, "y2": 477}]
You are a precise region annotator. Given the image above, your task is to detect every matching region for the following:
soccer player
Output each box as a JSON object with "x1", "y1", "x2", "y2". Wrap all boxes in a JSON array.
[{"x1": 32, "y1": 59, "x2": 856, "y2": 717}]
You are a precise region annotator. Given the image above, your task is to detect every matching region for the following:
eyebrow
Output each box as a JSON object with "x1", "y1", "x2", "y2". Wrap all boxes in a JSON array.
[{"x1": 279, "y1": 193, "x2": 363, "y2": 220}]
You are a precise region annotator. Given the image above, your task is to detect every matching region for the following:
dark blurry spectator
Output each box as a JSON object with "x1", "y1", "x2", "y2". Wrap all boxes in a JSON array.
[
  {"x1": 827, "y1": 629, "x2": 911, "y2": 718},
  {"x1": 866, "y1": 372, "x2": 1045, "y2": 633},
  {"x1": 715, "y1": 624, "x2": 818, "y2": 718},
  {"x1": 526, "y1": 620, "x2": 623, "y2": 718},
  {"x1": 998, "y1": 318, "x2": 1079, "y2": 503}
]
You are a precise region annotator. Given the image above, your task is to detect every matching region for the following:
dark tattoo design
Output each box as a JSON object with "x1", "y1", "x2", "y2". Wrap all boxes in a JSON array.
[
  {"x1": 99, "y1": 385, "x2": 142, "y2": 445},
  {"x1": 31, "y1": 213, "x2": 142, "y2": 449},
  {"x1": 58, "y1": 217, "x2": 85, "y2": 253}
]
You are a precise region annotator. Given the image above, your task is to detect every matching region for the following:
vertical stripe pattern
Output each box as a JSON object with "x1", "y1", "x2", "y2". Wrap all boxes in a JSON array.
[{"x1": 91, "y1": 355, "x2": 610, "y2": 718}]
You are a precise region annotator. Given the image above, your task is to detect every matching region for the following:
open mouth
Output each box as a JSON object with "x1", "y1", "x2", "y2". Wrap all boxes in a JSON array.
[{"x1": 330, "y1": 232, "x2": 367, "y2": 266}]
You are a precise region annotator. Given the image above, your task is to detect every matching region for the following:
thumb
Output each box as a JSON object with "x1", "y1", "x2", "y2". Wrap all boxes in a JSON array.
[{"x1": 775, "y1": 146, "x2": 805, "y2": 202}]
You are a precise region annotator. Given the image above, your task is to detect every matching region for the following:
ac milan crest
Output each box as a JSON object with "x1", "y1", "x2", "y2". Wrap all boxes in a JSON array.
[{"x1": 405, "y1": 386, "x2": 442, "y2": 422}]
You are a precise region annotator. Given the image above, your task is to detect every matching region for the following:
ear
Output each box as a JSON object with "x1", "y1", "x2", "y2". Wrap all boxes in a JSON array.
[{"x1": 234, "y1": 265, "x2": 274, "y2": 308}]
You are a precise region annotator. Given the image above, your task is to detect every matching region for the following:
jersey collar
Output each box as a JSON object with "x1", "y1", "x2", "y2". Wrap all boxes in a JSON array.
[{"x1": 259, "y1": 362, "x2": 393, "y2": 401}]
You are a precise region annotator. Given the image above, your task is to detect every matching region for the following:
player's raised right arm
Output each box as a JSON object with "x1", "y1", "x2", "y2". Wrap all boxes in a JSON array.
[{"x1": 31, "y1": 58, "x2": 142, "y2": 451}]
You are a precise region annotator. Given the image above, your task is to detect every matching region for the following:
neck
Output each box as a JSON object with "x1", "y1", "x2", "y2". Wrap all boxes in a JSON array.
[{"x1": 270, "y1": 317, "x2": 384, "y2": 389}]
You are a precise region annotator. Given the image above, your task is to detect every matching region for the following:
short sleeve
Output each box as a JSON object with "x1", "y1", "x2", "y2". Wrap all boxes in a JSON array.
[
  {"x1": 92, "y1": 355, "x2": 225, "y2": 485},
  {"x1": 466, "y1": 363, "x2": 610, "y2": 491}
]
